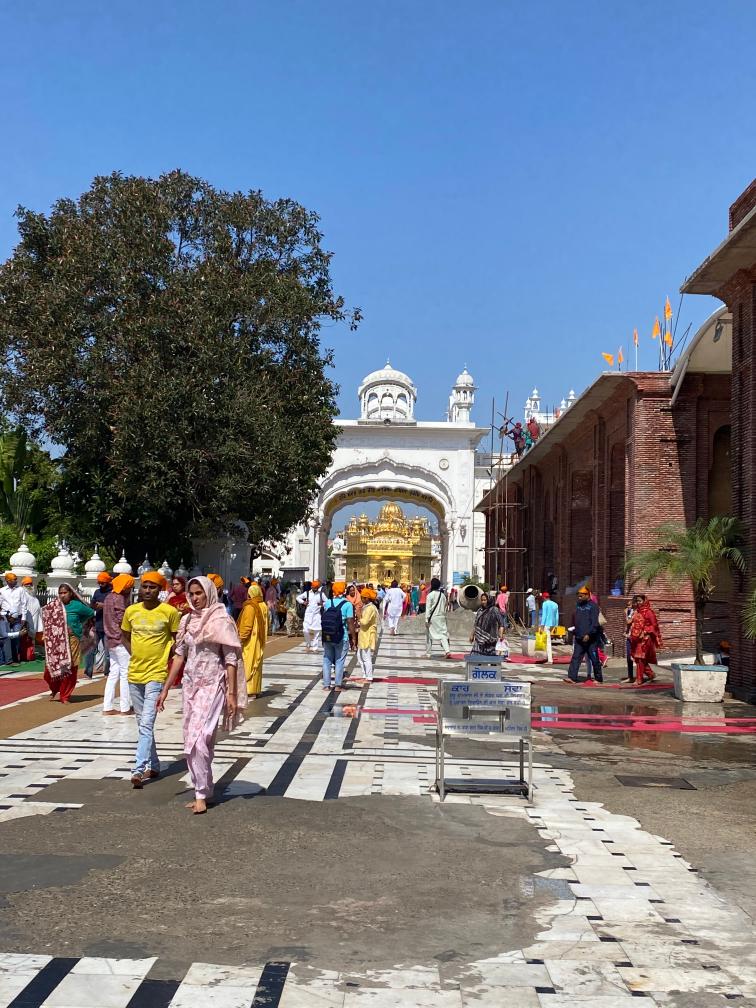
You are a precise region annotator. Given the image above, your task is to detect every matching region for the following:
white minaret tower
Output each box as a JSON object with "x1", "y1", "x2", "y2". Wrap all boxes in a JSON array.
[{"x1": 448, "y1": 367, "x2": 476, "y2": 424}]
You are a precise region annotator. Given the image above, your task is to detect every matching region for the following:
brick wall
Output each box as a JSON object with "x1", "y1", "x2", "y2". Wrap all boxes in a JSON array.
[
  {"x1": 722, "y1": 269, "x2": 756, "y2": 701},
  {"x1": 481, "y1": 371, "x2": 731, "y2": 656},
  {"x1": 729, "y1": 180, "x2": 756, "y2": 231}
]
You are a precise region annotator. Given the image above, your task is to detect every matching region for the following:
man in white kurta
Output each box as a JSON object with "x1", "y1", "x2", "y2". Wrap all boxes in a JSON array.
[
  {"x1": 382, "y1": 581, "x2": 405, "y2": 635},
  {"x1": 0, "y1": 572, "x2": 28, "y2": 663},
  {"x1": 297, "y1": 583, "x2": 324, "y2": 652}
]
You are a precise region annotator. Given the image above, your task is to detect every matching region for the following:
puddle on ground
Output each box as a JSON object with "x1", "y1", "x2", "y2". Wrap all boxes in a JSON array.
[{"x1": 534, "y1": 702, "x2": 756, "y2": 760}]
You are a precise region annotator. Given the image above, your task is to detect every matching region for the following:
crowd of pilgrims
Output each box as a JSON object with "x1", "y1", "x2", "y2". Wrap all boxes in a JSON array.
[
  {"x1": 4, "y1": 569, "x2": 458, "y2": 814},
  {"x1": 1, "y1": 564, "x2": 665, "y2": 814}
]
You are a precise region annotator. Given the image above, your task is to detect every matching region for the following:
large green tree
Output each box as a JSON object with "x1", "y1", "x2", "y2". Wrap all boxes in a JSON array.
[{"x1": 0, "y1": 171, "x2": 358, "y2": 559}]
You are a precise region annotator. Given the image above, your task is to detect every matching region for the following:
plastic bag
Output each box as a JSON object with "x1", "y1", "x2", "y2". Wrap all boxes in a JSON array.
[{"x1": 534, "y1": 629, "x2": 548, "y2": 652}]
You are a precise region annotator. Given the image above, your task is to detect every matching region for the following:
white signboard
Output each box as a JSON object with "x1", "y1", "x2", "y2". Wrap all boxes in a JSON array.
[{"x1": 439, "y1": 680, "x2": 531, "y2": 736}]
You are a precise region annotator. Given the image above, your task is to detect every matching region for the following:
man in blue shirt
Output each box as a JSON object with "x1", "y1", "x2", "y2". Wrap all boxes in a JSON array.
[
  {"x1": 540, "y1": 592, "x2": 559, "y2": 629},
  {"x1": 84, "y1": 572, "x2": 112, "y2": 678},
  {"x1": 321, "y1": 581, "x2": 355, "y2": 692},
  {"x1": 539, "y1": 591, "x2": 559, "y2": 662}
]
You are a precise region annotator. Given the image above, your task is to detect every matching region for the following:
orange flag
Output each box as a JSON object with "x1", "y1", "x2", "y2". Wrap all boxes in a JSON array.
[
  {"x1": 664, "y1": 296, "x2": 673, "y2": 321},
  {"x1": 664, "y1": 330, "x2": 673, "y2": 347},
  {"x1": 601, "y1": 352, "x2": 614, "y2": 366},
  {"x1": 652, "y1": 317, "x2": 661, "y2": 339},
  {"x1": 633, "y1": 328, "x2": 639, "y2": 347},
  {"x1": 618, "y1": 346, "x2": 624, "y2": 363}
]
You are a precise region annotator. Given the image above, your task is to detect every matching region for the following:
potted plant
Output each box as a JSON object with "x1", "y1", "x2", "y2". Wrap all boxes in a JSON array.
[{"x1": 625, "y1": 516, "x2": 744, "y2": 702}]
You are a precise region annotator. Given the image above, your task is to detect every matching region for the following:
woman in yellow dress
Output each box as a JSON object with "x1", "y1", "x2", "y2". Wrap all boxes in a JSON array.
[{"x1": 236, "y1": 583, "x2": 268, "y2": 698}]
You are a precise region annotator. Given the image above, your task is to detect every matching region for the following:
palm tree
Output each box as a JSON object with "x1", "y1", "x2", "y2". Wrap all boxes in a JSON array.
[{"x1": 624, "y1": 516, "x2": 745, "y2": 666}]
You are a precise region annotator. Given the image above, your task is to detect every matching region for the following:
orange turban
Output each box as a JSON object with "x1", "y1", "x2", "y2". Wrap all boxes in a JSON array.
[
  {"x1": 141, "y1": 571, "x2": 166, "y2": 589},
  {"x1": 361, "y1": 587, "x2": 376, "y2": 601},
  {"x1": 4, "y1": 571, "x2": 17, "y2": 582},
  {"x1": 207, "y1": 573, "x2": 224, "y2": 590},
  {"x1": 21, "y1": 576, "x2": 33, "y2": 586},
  {"x1": 113, "y1": 574, "x2": 135, "y2": 594},
  {"x1": 332, "y1": 580, "x2": 346, "y2": 596},
  {"x1": 312, "y1": 580, "x2": 321, "y2": 589},
  {"x1": 97, "y1": 572, "x2": 112, "y2": 584}
]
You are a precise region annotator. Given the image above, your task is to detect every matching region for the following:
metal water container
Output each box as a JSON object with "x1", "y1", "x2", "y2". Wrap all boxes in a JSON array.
[{"x1": 459, "y1": 584, "x2": 483, "y2": 611}]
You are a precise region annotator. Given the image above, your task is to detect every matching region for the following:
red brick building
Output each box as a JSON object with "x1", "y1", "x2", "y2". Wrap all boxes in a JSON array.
[
  {"x1": 477, "y1": 329, "x2": 731, "y2": 656},
  {"x1": 682, "y1": 179, "x2": 756, "y2": 701}
]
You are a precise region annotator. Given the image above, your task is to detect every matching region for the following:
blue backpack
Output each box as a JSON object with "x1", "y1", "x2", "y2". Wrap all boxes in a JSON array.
[{"x1": 321, "y1": 599, "x2": 347, "y2": 644}]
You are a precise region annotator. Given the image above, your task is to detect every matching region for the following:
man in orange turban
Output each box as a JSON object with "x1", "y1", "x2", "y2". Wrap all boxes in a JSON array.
[
  {"x1": 20, "y1": 576, "x2": 40, "y2": 661},
  {"x1": 122, "y1": 570, "x2": 181, "y2": 786},
  {"x1": 141, "y1": 571, "x2": 167, "y2": 590},
  {"x1": 1, "y1": 570, "x2": 27, "y2": 662},
  {"x1": 112, "y1": 574, "x2": 135, "y2": 594},
  {"x1": 321, "y1": 581, "x2": 354, "y2": 692},
  {"x1": 103, "y1": 575, "x2": 135, "y2": 715}
]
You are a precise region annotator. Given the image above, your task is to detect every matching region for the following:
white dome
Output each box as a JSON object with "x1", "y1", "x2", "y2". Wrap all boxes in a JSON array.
[
  {"x1": 113, "y1": 552, "x2": 133, "y2": 575},
  {"x1": 84, "y1": 550, "x2": 106, "y2": 575},
  {"x1": 51, "y1": 546, "x2": 75, "y2": 572},
  {"x1": 358, "y1": 360, "x2": 416, "y2": 394},
  {"x1": 454, "y1": 367, "x2": 475, "y2": 388},
  {"x1": 358, "y1": 359, "x2": 417, "y2": 421},
  {"x1": 9, "y1": 541, "x2": 36, "y2": 573}
]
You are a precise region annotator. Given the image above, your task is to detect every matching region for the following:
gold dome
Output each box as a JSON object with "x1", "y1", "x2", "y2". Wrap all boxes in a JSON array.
[{"x1": 379, "y1": 502, "x2": 403, "y2": 521}]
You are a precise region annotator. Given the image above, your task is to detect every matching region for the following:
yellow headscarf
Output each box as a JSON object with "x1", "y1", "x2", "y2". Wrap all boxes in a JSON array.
[{"x1": 247, "y1": 583, "x2": 264, "y2": 603}]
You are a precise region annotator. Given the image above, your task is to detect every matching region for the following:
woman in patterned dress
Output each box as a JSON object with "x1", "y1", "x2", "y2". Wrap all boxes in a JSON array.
[
  {"x1": 157, "y1": 576, "x2": 246, "y2": 814},
  {"x1": 42, "y1": 583, "x2": 95, "y2": 704}
]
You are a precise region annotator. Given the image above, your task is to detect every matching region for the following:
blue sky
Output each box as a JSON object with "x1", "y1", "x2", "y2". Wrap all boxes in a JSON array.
[{"x1": 1, "y1": 1, "x2": 753, "y2": 426}]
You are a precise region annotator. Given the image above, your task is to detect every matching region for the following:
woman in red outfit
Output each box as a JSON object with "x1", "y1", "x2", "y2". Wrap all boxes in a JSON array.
[
  {"x1": 166, "y1": 576, "x2": 189, "y2": 685},
  {"x1": 629, "y1": 594, "x2": 662, "y2": 684}
]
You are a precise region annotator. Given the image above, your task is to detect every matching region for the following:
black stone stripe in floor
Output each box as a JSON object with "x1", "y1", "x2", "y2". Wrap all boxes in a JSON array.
[
  {"x1": 252, "y1": 960, "x2": 290, "y2": 1006},
  {"x1": 7, "y1": 956, "x2": 77, "y2": 1007},
  {"x1": 125, "y1": 978, "x2": 180, "y2": 1008},
  {"x1": 264, "y1": 671, "x2": 321, "y2": 736},
  {"x1": 324, "y1": 759, "x2": 348, "y2": 799},
  {"x1": 264, "y1": 691, "x2": 341, "y2": 797},
  {"x1": 264, "y1": 652, "x2": 359, "y2": 798}
]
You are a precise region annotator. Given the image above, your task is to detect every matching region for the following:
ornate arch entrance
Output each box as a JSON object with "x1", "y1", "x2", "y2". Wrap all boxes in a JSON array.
[{"x1": 313, "y1": 459, "x2": 456, "y2": 585}]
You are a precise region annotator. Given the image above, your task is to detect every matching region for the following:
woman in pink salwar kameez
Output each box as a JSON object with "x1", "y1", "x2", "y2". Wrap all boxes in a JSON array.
[{"x1": 157, "y1": 576, "x2": 247, "y2": 814}]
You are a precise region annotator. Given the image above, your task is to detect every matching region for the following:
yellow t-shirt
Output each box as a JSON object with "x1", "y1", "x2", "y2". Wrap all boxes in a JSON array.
[{"x1": 121, "y1": 602, "x2": 181, "y2": 684}]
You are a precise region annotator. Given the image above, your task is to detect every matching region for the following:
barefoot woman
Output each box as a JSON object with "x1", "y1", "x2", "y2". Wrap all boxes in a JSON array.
[{"x1": 157, "y1": 576, "x2": 246, "y2": 814}]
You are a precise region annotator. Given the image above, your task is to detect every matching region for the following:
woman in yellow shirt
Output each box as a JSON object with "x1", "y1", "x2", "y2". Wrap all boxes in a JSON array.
[
  {"x1": 236, "y1": 583, "x2": 268, "y2": 698},
  {"x1": 356, "y1": 588, "x2": 378, "y2": 683}
]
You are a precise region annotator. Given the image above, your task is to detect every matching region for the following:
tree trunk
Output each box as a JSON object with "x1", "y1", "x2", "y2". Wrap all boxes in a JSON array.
[{"x1": 695, "y1": 596, "x2": 705, "y2": 666}]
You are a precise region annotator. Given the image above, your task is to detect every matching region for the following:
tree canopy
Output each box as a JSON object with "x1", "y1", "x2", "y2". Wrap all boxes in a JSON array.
[{"x1": 0, "y1": 171, "x2": 358, "y2": 559}]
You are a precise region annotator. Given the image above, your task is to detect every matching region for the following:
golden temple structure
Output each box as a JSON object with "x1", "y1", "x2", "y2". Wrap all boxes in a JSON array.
[{"x1": 345, "y1": 502, "x2": 434, "y2": 585}]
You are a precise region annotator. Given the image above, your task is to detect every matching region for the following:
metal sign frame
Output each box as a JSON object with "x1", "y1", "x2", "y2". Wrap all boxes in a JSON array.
[{"x1": 434, "y1": 678, "x2": 533, "y2": 802}]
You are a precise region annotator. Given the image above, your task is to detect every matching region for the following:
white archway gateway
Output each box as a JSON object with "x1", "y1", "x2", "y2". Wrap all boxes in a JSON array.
[{"x1": 285, "y1": 363, "x2": 491, "y2": 586}]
